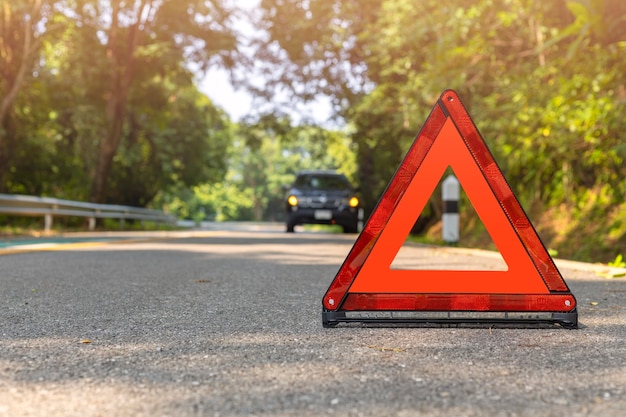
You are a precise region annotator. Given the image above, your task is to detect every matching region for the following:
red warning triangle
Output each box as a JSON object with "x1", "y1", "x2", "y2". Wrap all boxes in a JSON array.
[{"x1": 322, "y1": 90, "x2": 577, "y2": 328}]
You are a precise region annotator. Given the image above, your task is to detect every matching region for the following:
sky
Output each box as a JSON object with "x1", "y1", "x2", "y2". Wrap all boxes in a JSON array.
[
  {"x1": 197, "y1": 0, "x2": 335, "y2": 125},
  {"x1": 199, "y1": 70, "x2": 334, "y2": 124},
  {"x1": 199, "y1": 69, "x2": 253, "y2": 121}
]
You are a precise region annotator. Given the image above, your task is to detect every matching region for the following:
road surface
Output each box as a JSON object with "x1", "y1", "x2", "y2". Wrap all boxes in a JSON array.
[{"x1": 0, "y1": 224, "x2": 624, "y2": 416}]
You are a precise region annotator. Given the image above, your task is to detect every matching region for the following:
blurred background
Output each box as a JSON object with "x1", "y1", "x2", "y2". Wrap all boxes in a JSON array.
[{"x1": 0, "y1": 0, "x2": 624, "y2": 263}]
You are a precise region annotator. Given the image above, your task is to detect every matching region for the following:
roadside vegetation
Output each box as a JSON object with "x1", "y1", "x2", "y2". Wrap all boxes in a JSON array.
[{"x1": 1, "y1": 0, "x2": 624, "y2": 264}]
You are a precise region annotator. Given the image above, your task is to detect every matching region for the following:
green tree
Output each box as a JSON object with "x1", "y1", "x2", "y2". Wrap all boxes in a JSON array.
[
  {"x1": 1, "y1": 0, "x2": 239, "y2": 208},
  {"x1": 0, "y1": 0, "x2": 57, "y2": 191},
  {"x1": 161, "y1": 114, "x2": 356, "y2": 222},
  {"x1": 237, "y1": 114, "x2": 356, "y2": 221},
  {"x1": 255, "y1": 0, "x2": 625, "y2": 260},
  {"x1": 107, "y1": 83, "x2": 232, "y2": 207},
  {"x1": 71, "y1": 0, "x2": 239, "y2": 203}
]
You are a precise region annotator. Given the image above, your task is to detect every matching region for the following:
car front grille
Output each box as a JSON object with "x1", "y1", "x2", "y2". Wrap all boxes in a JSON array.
[{"x1": 301, "y1": 196, "x2": 341, "y2": 209}]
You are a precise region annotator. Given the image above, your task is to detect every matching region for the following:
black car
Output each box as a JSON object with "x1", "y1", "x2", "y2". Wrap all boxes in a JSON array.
[{"x1": 285, "y1": 171, "x2": 361, "y2": 233}]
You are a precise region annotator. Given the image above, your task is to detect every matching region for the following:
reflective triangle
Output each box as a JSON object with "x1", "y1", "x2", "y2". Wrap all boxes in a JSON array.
[{"x1": 322, "y1": 90, "x2": 577, "y2": 328}]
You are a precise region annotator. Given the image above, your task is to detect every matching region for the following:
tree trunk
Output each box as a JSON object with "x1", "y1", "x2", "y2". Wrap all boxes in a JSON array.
[
  {"x1": 90, "y1": 94, "x2": 127, "y2": 203},
  {"x1": 89, "y1": 1, "x2": 146, "y2": 203},
  {"x1": 0, "y1": 0, "x2": 43, "y2": 190}
]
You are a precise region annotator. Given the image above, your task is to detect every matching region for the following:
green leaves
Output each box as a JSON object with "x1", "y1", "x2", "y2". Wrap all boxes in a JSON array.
[
  {"x1": 1, "y1": 0, "x2": 239, "y2": 207},
  {"x1": 253, "y1": 0, "x2": 625, "y2": 261},
  {"x1": 158, "y1": 114, "x2": 356, "y2": 222}
]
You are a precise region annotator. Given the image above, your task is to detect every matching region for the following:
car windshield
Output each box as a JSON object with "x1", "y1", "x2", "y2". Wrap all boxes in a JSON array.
[{"x1": 294, "y1": 174, "x2": 352, "y2": 190}]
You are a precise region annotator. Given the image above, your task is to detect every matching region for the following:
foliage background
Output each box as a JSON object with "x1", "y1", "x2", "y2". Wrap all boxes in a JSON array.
[{"x1": 0, "y1": 0, "x2": 624, "y2": 263}]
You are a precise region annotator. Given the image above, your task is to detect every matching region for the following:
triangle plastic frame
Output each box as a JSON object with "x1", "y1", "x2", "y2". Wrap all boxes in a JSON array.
[{"x1": 322, "y1": 90, "x2": 578, "y2": 328}]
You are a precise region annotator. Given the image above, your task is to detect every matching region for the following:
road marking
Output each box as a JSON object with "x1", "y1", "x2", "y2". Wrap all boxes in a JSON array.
[
  {"x1": 0, "y1": 238, "x2": 157, "y2": 256},
  {"x1": 0, "y1": 230, "x2": 225, "y2": 256}
]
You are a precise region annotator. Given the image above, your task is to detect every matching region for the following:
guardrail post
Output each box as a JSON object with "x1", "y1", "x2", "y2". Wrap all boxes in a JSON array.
[
  {"x1": 44, "y1": 214, "x2": 53, "y2": 232},
  {"x1": 88, "y1": 217, "x2": 96, "y2": 231}
]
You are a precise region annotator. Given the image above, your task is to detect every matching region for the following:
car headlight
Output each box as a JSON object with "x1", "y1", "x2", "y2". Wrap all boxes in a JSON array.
[
  {"x1": 349, "y1": 196, "x2": 359, "y2": 208},
  {"x1": 287, "y1": 195, "x2": 299, "y2": 206}
]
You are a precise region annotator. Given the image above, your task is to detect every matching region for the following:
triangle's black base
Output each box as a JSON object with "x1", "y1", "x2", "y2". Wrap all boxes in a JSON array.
[{"x1": 322, "y1": 309, "x2": 578, "y2": 329}]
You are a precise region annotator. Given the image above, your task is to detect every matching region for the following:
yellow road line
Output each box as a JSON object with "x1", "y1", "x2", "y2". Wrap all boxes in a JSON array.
[
  {"x1": 0, "y1": 230, "x2": 224, "y2": 256},
  {"x1": 0, "y1": 238, "x2": 158, "y2": 256}
]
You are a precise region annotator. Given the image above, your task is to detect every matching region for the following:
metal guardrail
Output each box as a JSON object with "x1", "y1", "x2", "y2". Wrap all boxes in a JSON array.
[{"x1": 0, "y1": 193, "x2": 176, "y2": 231}]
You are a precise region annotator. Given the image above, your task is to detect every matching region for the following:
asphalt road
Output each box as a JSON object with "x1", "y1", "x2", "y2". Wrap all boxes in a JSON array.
[{"x1": 0, "y1": 225, "x2": 625, "y2": 416}]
